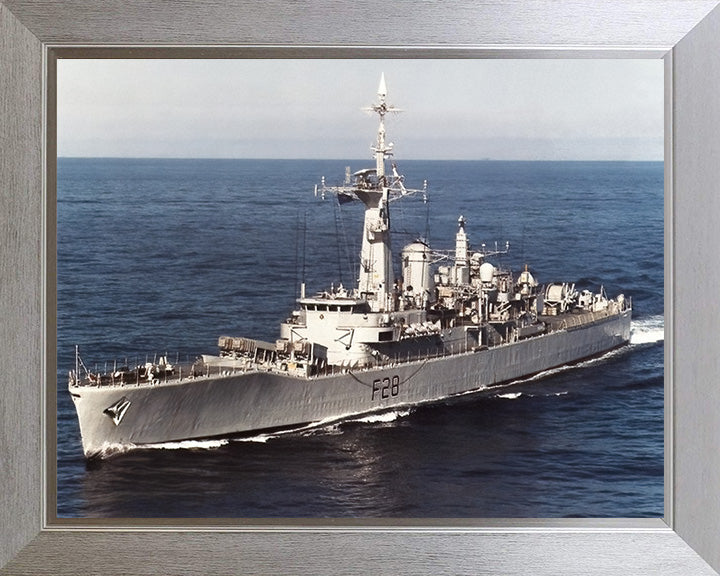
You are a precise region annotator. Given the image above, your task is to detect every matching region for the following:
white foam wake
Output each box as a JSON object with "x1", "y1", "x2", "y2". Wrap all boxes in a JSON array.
[
  {"x1": 97, "y1": 441, "x2": 138, "y2": 458},
  {"x1": 96, "y1": 438, "x2": 231, "y2": 458},
  {"x1": 350, "y1": 409, "x2": 412, "y2": 424},
  {"x1": 493, "y1": 390, "x2": 568, "y2": 401},
  {"x1": 143, "y1": 438, "x2": 230, "y2": 450},
  {"x1": 234, "y1": 434, "x2": 274, "y2": 444},
  {"x1": 95, "y1": 409, "x2": 414, "y2": 456},
  {"x1": 630, "y1": 315, "x2": 664, "y2": 345},
  {"x1": 496, "y1": 392, "x2": 523, "y2": 400},
  {"x1": 235, "y1": 409, "x2": 413, "y2": 443}
]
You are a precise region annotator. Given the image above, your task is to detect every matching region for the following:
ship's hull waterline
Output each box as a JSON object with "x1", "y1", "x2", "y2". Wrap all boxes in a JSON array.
[{"x1": 71, "y1": 311, "x2": 630, "y2": 458}]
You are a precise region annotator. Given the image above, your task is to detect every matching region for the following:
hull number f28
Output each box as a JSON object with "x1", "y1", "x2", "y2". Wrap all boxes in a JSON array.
[{"x1": 371, "y1": 375, "x2": 400, "y2": 400}]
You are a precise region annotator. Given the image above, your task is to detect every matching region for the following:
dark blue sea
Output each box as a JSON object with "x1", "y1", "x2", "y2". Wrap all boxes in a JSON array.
[{"x1": 56, "y1": 158, "x2": 664, "y2": 518}]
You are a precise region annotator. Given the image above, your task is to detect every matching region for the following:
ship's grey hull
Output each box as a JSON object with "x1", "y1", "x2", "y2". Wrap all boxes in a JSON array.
[{"x1": 70, "y1": 311, "x2": 631, "y2": 458}]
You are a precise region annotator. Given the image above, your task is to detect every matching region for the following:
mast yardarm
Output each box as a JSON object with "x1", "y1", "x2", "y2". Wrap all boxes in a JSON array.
[{"x1": 370, "y1": 72, "x2": 398, "y2": 180}]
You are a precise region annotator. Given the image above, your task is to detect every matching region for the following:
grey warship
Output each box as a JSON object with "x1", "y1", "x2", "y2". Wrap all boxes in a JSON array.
[{"x1": 68, "y1": 75, "x2": 632, "y2": 459}]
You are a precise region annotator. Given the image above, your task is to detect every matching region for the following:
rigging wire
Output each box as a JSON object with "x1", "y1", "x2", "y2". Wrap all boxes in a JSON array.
[
  {"x1": 335, "y1": 197, "x2": 359, "y2": 285},
  {"x1": 302, "y1": 210, "x2": 308, "y2": 291},
  {"x1": 424, "y1": 185, "x2": 431, "y2": 245},
  {"x1": 294, "y1": 211, "x2": 301, "y2": 299},
  {"x1": 332, "y1": 198, "x2": 345, "y2": 286}
]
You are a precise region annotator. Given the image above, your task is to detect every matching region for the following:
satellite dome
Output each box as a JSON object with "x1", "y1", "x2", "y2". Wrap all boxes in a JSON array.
[{"x1": 479, "y1": 262, "x2": 495, "y2": 283}]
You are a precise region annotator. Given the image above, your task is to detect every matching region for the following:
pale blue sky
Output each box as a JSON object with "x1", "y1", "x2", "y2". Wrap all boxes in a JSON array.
[{"x1": 58, "y1": 59, "x2": 663, "y2": 161}]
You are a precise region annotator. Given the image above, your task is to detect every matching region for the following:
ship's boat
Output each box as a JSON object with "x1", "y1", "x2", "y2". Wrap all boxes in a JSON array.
[{"x1": 68, "y1": 74, "x2": 632, "y2": 459}]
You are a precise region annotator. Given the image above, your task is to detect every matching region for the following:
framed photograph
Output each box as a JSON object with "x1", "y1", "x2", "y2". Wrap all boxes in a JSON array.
[
  {"x1": 53, "y1": 58, "x2": 665, "y2": 522},
  {"x1": 2, "y1": 1, "x2": 720, "y2": 574}
]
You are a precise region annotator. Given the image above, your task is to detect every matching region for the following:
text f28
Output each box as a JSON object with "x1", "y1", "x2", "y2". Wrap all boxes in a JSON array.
[{"x1": 371, "y1": 376, "x2": 400, "y2": 400}]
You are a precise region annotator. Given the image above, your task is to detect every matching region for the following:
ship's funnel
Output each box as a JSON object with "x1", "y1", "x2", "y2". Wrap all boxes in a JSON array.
[{"x1": 402, "y1": 241, "x2": 435, "y2": 307}]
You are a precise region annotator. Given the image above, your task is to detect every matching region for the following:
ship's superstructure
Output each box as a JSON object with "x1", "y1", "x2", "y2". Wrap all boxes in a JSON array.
[{"x1": 68, "y1": 75, "x2": 632, "y2": 458}]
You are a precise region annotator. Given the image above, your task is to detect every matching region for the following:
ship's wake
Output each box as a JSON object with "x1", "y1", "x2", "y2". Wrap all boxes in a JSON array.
[
  {"x1": 237, "y1": 408, "x2": 415, "y2": 442},
  {"x1": 96, "y1": 410, "x2": 417, "y2": 456},
  {"x1": 349, "y1": 410, "x2": 412, "y2": 424},
  {"x1": 495, "y1": 392, "x2": 523, "y2": 400},
  {"x1": 96, "y1": 438, "x2": 232, "y2": 458},
  {"x1": 494, "y1": 391, "x2": 568, "y2": 401},
  {"x1": 630, "y1": 315, "x2": 664, "y2": 345},
  {"x1": 143, "y1": 439, "x2": 230, "y2": 451}
]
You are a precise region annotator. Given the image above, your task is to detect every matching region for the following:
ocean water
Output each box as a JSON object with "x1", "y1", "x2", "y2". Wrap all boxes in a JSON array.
[{"x1": 56, "y1": 158, "x2": 664, "y2": 518}]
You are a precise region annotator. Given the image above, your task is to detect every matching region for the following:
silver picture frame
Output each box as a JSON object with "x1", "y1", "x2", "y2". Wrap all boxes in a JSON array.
[{"x1": 2, "y1": 1, "x2": 720, "y2": 574}]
